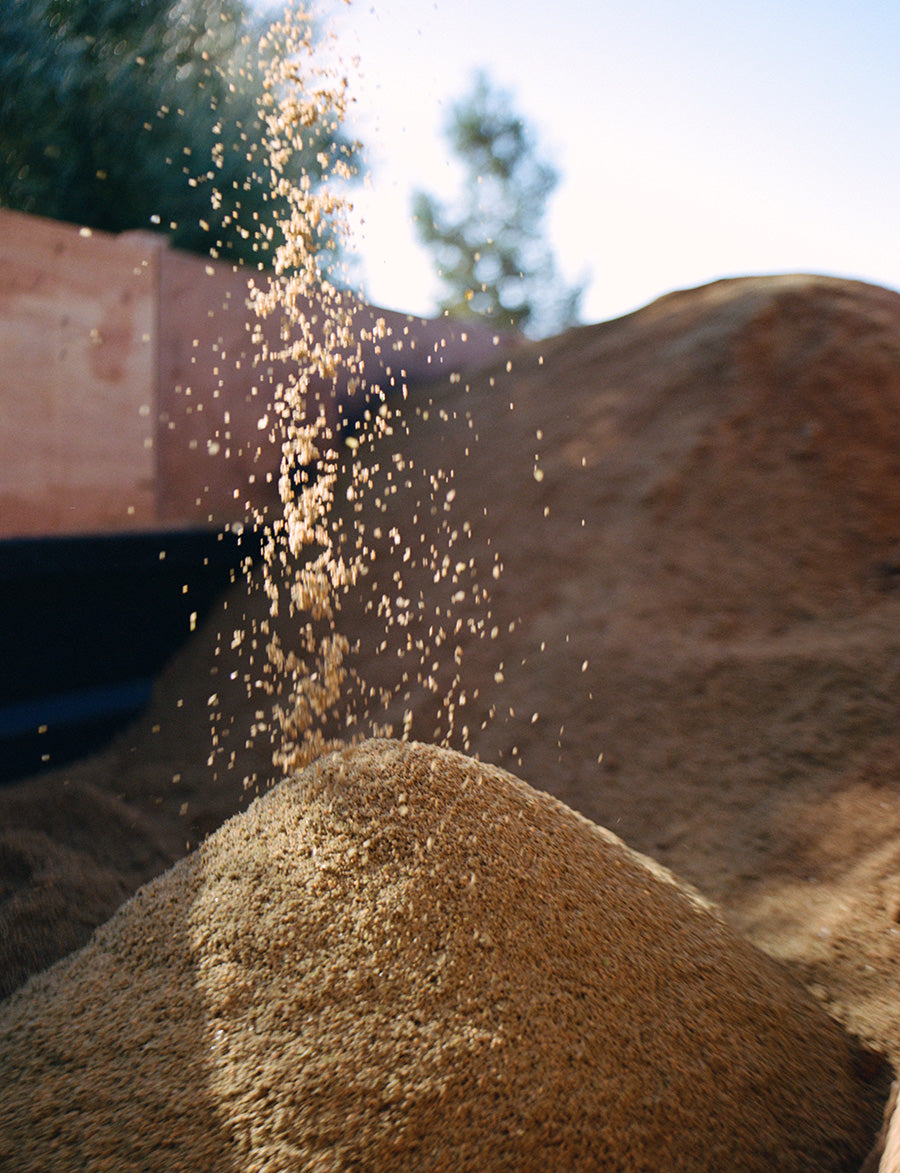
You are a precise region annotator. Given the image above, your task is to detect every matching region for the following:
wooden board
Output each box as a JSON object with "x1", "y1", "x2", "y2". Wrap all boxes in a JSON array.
[{"x1": 0, "y1": 209, "x2": 160, "y2": 536}]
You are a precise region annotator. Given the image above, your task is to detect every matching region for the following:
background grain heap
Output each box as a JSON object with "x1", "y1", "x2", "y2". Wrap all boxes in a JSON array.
[{"x1": 2, "y1": 273, "x2": 900, "y2": 1167}]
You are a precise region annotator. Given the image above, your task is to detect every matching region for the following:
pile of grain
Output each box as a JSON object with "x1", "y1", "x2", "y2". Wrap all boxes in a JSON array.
[{"x1": 0, "y1": 740, "x2": 882, "y2": 1171}]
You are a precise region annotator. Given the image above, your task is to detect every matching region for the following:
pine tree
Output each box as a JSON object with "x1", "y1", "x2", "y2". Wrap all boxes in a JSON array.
[
  {"x1": 412, "y1": 71, "x2": 583, "y2": 338},
  {"x1": 0, "y1": 0, "x2": 358, "y2": 268}
]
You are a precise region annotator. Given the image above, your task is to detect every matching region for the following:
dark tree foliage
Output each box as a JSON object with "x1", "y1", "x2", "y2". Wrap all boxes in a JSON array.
[
  {"x1": 412, "y1": 71, "x2": 584, "y2": 338},
  {"x1": 0, "y1": 0, "x2": 357, "y2": 267}
]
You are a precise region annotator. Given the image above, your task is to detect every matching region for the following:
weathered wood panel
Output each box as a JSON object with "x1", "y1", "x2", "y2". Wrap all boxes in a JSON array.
[
  {"x1": 154, "y1": 251, "x2": 514, "y2": 527},
  {"x1": 0, "y1": 209, "x2": 160, "y2": 536},
  {"x1": 155, "y1": 248, "x2": 277, "y2": 527},
  {"x1": 0, "y1": 207, "x2": 514, "y2": 537}
]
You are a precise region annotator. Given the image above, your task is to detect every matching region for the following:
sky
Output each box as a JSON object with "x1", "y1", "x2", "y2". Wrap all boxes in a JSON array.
[{"x1": 259, "y1": 0, "x2": 900, "y2": 327}]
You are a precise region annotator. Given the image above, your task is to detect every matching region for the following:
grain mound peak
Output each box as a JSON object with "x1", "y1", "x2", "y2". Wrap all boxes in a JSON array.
[{"x1": 0, "y1": 739, "x2": 884, "y2": 1172}]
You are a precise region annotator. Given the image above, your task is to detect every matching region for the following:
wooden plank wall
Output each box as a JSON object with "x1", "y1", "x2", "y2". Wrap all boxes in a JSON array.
[
  {"x1": 0, "y1": 208, "x2": 513, "y2": 537},
  {"x1": 0, "y1": 209, "x2": 160, "y2": 536}
]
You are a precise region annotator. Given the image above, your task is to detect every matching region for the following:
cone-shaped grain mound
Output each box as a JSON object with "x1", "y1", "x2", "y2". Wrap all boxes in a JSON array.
[{"x1": 0, "y1": 740, "x2": 883, "y2": 1171}]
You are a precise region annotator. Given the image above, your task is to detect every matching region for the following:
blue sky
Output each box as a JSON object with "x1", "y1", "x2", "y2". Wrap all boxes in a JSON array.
[{"x1": 258, "y1": 0, "x2": 900, "y2": 325}]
